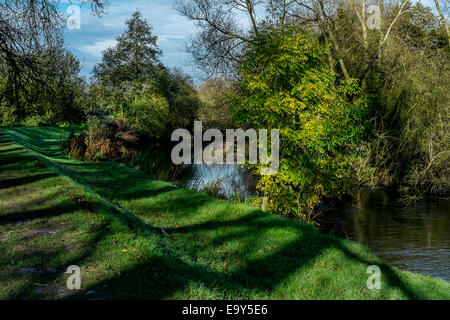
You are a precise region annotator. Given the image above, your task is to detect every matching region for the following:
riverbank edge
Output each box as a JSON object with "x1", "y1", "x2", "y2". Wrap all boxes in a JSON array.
[{"x1": 1, "y1": 126, "x2": 449, "y2": 300}]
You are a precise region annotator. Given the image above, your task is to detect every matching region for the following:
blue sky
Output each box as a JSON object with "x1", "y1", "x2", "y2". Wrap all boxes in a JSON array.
[
  {"x1": 61, "y1": 0, "x2": 440, "y2": 82},
  {"x1": 61, "y1": 0, "x2": 198, "y2": 81}
]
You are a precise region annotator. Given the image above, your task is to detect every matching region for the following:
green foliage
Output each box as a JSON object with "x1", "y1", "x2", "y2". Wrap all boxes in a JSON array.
[
  {"x1": 154, "y1": 68, "x2": 200, "y2": 132},
  {"x1": 90, "y1": 12, "x2": 200, "y2": 139},
  {"x1": 0, "y1": 48, "x2": 86, "y2": 125},
  {"x1": 127, "y1": 84, "x2": 170, "y2": 139},
  {"x1": 197, "y1": 78, "x2": 233, "y2": 130},
  {"x1": 84, "y1": 84, "x2": 120, "y2": 119},
  {"x1": 360, "y1": 41, "x2": 450, "y2": 201},
  {"x1": 231, "y1": 28, "x2": 369, "y2": 222},
  {"x1": 0, "y1": 100, "x2": 17, "y2": 127},
  {"x1": 2, "y1": 127, "x2": 449, "y2": 300},
  {"x1": 316, "y1": 1, "x2": 450, "y2": 201}
]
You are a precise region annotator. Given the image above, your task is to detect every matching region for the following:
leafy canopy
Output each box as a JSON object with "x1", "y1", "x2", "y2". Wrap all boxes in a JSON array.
[{"x1": 231, "y1": 28, "x2": 369, "y2": 221}]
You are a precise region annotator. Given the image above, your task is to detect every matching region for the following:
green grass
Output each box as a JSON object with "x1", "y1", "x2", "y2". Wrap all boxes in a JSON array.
[{"x1": 0, "y1": 127, "x2": 449, "y2": 300}]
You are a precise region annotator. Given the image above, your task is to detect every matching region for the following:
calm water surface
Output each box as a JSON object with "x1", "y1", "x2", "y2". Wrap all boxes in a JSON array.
[
  {"x1": 179, "y1": 163, "x2": 259, "y2": 199},
  {"x1": 341, "y1": 191, "x2": 449, "y2": 281}
]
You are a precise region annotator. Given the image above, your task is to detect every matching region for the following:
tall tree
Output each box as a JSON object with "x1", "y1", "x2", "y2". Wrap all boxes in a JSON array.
[
  {"x1": 93, "y1": 11, "x2": 162, "y2": 87},
  {"x1": 231, "y1": 28, "x2": 369, "y2": 221},
  {"x1": 176, "y1": 0, "x2": 427, "y2": 82}
]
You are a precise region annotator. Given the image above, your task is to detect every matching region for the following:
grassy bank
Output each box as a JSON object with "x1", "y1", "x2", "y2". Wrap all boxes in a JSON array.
[{"x1": 0, "y1": 127, "x2": 448, "y2": 300}]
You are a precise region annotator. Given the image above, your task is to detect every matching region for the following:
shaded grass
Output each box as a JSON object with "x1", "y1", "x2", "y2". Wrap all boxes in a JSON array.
[{"x1": 0, "y1": 127, "x2": 449, "y2": 300}]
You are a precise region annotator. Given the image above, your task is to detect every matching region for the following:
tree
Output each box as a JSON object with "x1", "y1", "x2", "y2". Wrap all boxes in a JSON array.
[
  {"x1": 175, "y1": 0, "x2": 272, "y2": 77},
  {"x1": 178, "y1": 0, "x2": 449, "y2": 206},
  {"x1": 357, "y1": 3, "x2": 450, "y2": 201},
  {"x1": 0, "y1": 0, "x2": 106, "y2": 120},
  {"x1": 176, "y1": 0, "x2": 432, "y2": 83},
  {"x1": 434, "y1": 0, "x2": 449, "y2": 46},
  {"x1": 231, "y1": 28, "x2": 369, "y2": 221},
  {"x1": 93, "y1": 11, "x2": 162, "y2": 87},
  {"x1": 150, "y1": 67, "x2": 200, "y2": 133},
  {"x1": 35, "y1": 49, "x2": 86, "y2": 124},
  {"x1": 91, "y1": 12, "x2": 199, "y2": 137},
  {"x1": 197, "y1": 78, "x2": 233, "y2": 129},
  {"x1": 0, "y1": 47, "x2": 86, "y2": 126}
]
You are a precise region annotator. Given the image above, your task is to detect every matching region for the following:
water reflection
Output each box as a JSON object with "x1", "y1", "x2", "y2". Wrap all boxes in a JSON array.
[
  {"x1": 342, "y1": 191, "x2": 450, "y2": 281},
  {"x1": 178, "y1": 163, "x2": 259, "y2": 199},
  {"x1": 132, "y1": 146, "x2": 259, "y2": 199}
]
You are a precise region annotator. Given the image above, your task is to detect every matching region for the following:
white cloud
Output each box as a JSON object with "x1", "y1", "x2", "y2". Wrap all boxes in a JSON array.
[
  {"x1": 67, "y1": 0, "x2": 441, "y2": 81},
  {"x1": 77, "y1": 39, "x2": 117, "y2": 57}
]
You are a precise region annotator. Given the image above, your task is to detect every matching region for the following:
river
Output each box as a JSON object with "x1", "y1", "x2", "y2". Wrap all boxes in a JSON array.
[
  {"x1": 138, "y1": 157, "x2": 449, "y2": 282},
  {"x1": 341, "y1": 190, "x2": 449, "y2": 281}
]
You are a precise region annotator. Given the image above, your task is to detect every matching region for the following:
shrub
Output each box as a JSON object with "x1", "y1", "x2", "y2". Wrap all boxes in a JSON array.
[
  {"x1": 130, "y1": 88, "x2": 170, "y2": 139},
  {"x1": 68, "y1": 132, "x2": 87, "y2": 160},
  {"x1": 0, "y1": 101, "x2": 17, "y2": 127},
  {"x1": 67, "y1": 118, "x2": 139, "y2": 162}
]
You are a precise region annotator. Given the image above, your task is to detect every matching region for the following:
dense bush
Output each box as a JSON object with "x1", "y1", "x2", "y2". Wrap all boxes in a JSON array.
[
  {"x1": 66, "y1": 118, "x2": 139, "y2": 162},
  {"x1": 0, "y1": 49, "x2": 86, "y2": 126},
  {"x1": 231, "y1": 28, "x2": 370, "y2": 222},
  {"x1": 358, "y1": 44, "x2": 450, "y2": 203},
  {"x1": 343, "y1": 3, "x2": 450, "y2": 203}
]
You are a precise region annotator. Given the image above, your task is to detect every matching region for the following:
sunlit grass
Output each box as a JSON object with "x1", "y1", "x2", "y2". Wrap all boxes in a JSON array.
[{"x1": 0, "y1": 127, "x2": 448, "y2": 300}]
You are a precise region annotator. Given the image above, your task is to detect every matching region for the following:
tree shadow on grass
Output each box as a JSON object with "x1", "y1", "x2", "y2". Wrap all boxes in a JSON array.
[
  {"x1": 0, "y1": 147, "x2": 23, "y2": 154},
  {"x1": 4, "y1": 129, "x2": 65, "y2": 158},
  {"x1": 0, "y1": 201, "x2": 81, "y2": 226},
  {"x1": 151, "y1": 204, "x2": 430, "y2": 299},
  {"x1": 0, "y1": 153, "x2": 37, "y2": 168},
  {"x1": 0, "y1": 173, "x2": 58, "y2": 190},
  {"x1": 66, "y1": 206, "x2": 425, "y2": 300},
  {"x1": 335, "y1": 241, "x2": 423, "y2": 299},
  {"x1": 1, "y1": 129, "x2": 441, "y2": 300},
  {"x1": 2, "y1": 216, "x2": 114, "y2": 300}
]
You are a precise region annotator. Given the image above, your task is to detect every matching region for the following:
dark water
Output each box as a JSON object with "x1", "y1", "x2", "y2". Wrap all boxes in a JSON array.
[
  {"x1": 341, "y1": 191, "x2": 450, "y2": 281},
  {"x1": 137, "y1": 154, "x2": 449, "y2": 282}
]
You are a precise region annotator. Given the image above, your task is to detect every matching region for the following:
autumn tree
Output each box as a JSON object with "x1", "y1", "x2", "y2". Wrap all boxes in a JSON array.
[{"x1": 231, "y1": 27, "x2": 370, "y2": 221}]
